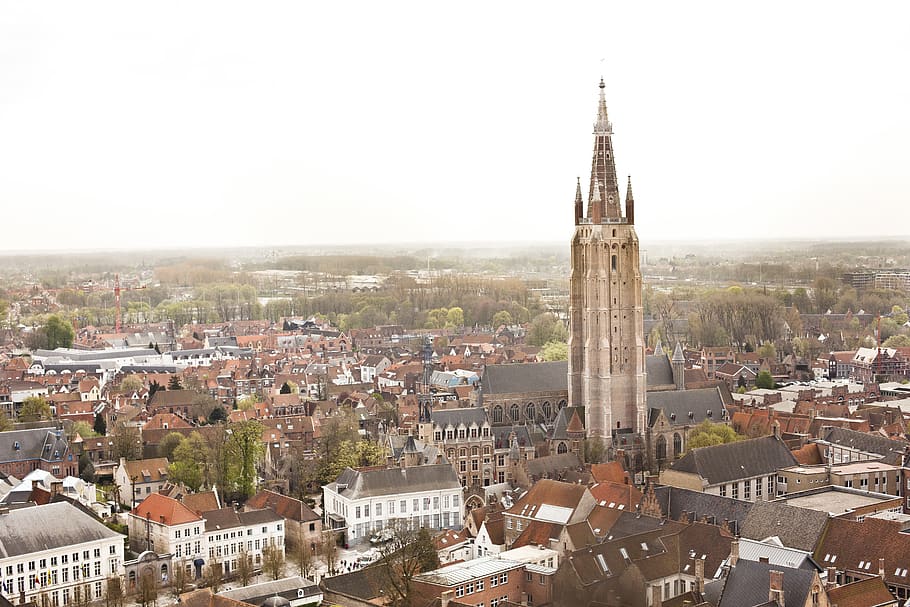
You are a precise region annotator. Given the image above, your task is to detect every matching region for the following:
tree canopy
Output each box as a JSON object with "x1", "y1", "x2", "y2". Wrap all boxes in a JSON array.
[{"x1": 686, "y1": 420, "x2": 744, "y2": 449}]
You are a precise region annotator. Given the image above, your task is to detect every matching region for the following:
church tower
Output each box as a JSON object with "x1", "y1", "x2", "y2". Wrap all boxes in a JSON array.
[{"x1": 567, "y1": 80, "x2": 646, "y2": 448}]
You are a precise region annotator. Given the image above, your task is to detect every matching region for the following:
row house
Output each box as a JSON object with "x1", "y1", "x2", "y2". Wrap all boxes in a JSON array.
[
  {"x1": 0, "y1": 503, "x2": 125, "y2": 607},
  {"x1": 129, "y1": 494, "x2": 284, "y2": 581},
  {"x1": 418, "y1": 407, "x2": 495, "y2": 488}
]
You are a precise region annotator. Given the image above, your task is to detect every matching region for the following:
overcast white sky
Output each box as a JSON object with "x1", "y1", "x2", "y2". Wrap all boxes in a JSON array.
[{"x1": 1, "y1": 2, "x2": 908, "y2": 252}]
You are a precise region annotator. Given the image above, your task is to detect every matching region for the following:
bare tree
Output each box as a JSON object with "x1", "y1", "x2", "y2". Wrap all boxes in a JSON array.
[
  {"x1": 204, "y1": 557, "x2": 223, "y2": 593},
  {"x1": 138, "y1": 572, "x2": 158, "y2": 607},
  {"x1": 111, "y1": 422, "x2": 142, "y2": 461},
  {"x1": 170, "y1": 558, "x2": 188, "y2": 596},
  {"x1": 294, "y1": 528, "x2": 315, "y2": 578},
  {"x1": 237, "y1": 550, "x2": 253, "y2": 587},
  {"x1": 374, "y1": 521, "x2": 441, "y2": 607},
  {"x1": 319, "y1": 530, "x2": 339, "y2": 576},
  {"x1": 262, "y1": 544, "x2": 285, "y2": 581},
  {"x1": 105, "y1": 576, "x2": 125, "y2": 607}
]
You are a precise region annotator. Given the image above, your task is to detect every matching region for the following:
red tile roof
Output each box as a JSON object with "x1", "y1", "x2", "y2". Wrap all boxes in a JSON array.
[{"x1": 133, "y1": 493, "x2": 202, "y2": 526}]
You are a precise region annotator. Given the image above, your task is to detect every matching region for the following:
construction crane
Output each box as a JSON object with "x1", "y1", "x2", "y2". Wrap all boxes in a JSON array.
[{"x1": 113, "y1": 274, "x2": 146, "y2": 334}]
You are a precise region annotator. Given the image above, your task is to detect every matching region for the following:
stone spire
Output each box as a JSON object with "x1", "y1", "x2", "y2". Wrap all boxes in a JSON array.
[
  {"x1": 574, "y1": 176, "x2": 583, "y2": 225},
  {"x1": 672, "y1": 342, "x2": 686, "y2": 391},
  {"x1": 654, "y1": 340, "x2": 664, "y2": 356},
  {"x1": 587, "y1": 79, "x2": 622, "y2": 221},
  {"x1": 625, "y1": 175, "x2": 635, "y2": 225}
]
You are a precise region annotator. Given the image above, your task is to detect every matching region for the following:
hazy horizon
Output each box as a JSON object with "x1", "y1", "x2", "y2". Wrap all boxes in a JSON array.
[{"x1": 2, "y1": 1, "x2": 908, "y2": 252}]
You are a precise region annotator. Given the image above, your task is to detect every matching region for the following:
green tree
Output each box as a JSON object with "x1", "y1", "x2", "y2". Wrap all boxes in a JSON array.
[
  {"x1": 78, "y1": 453, "x2": 95, "y2": 482},
  {"x1": 237, "y1": 396, "x2": 257, "y2": 412},
  {"x1": 18, "y1": 396, "x2": 52, "y2": 422},
  {"x1": 120, "y1": 375, "x2": 144, "y2": 394},
  {"x1": 71, "y1": 420, "x2": 96, "y2": 439},
  {"x1": 755, "y1": 370, "x2": 775, "y2": 389},
  {"x1": 229, "y1": 420, "x2": 265, "y2": 499},
  {"x1": 527, "y1": 313, "x2": 567, "y2": 347},
  {"x1": 168, "y1": 375, "x2": 183, "y2": 390},
  {"x1": 686, "y1": 420, "x2": 744, "y2": 449},
  {"x1": 0, "y1": 411, "x2": 12, "y2": 432},
  {"x1": 44, "y1": 315, "x2": 75, "y2": 349},
  {"x1": 492, "y1": 310, "x2": 513, "y2": 327},
  {"x1": 158, "y1": 432, "x2": 185, "y2": 461},
  {"x1": 445, "y1": 307, "x2": 464, "y2": 328},
  {"x1": 884, "y1": 334, "x2": 910, "y2": 348},
  {"x1": 207, "y1": 406, "x2": 228, "y2": 424},
  {"x1": 540, "y1": 340, "x2": 568, "y2": 361},
  {"x1": 757, "y1": 342, "x2": 777, "y2": 362},
  {"x1": 93, "y1": 413, "x2": 107, "y2": 436},
  {"x1": 169, "y1": 432, "x2": 208, "y2": 490}
]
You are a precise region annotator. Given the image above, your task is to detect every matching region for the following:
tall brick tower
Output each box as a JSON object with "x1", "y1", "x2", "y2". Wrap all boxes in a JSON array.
[{"x1": 567, "y1": 79, "x2": 646, "y2": 449}]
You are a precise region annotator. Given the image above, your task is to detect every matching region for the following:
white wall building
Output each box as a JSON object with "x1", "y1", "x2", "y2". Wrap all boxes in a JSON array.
[
  {"x1": 323, "y1": 464, "x2": 462, "y2": 544},
  {"x1": 0, "y1": 502, "x2": 125, "y2": 606},
  {"x1": 128, "y1": 494, "x2": 285, "y2": 580}
]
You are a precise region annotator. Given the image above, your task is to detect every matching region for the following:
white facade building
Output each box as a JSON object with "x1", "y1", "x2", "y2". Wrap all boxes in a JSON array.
[
  {"x1": 323, "y1": 464, "x2": 462, "y2": 544},
  {"x1": 0, "y1": 502, "x2": 125, "y2": 606}
]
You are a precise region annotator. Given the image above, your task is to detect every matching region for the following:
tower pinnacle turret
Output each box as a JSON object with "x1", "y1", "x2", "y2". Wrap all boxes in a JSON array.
[{"x1": 625, "y1": 175, "x2": 635, "y2": 225}]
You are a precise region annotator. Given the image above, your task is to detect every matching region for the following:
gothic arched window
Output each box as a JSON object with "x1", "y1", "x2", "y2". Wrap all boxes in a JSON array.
[
  {"x1": 656, "y1": 435, "x2": 667, "y2": 462},
  {"x1": 542, "y1": 401, "x2": 552, "y2": 420},
  {"x1": 510, "y1": 404, "x2": 520, "y2": 422},
  {"x1": 492, "y1": 406, "x2": 503, "y2": 424},
  {"x1": 673, "y1": 433, "x2": 682, "y2": 457},
  {"x1": 557, "y1": 442, "x2": 568, "y2": 454}
]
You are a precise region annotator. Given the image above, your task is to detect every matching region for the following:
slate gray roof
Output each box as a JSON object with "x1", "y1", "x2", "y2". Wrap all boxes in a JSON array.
[
  {"x1": 668, "y1": 436, "x2": 797, "y2": 486},
  {"x1": 491, "y1": 425, "x2": 531, "y2": 449},
  {"x1": 739, "y1": 500, "x2": 830, "y2": 553},
  {"x1": 820, "y1": 426, "x2": 907, "y2": 464},
  {"x1": 646, "y1": 355, "x2": 675, "y2": 386},
  {"x1": 651, "y1": 486, "x2": 754, "y2": 535},
  {"x1": 327, "y1": 464, "x2": 460, "y2": 500},
  {"x1": 550, "y1": 406, "x2": 584, "y2": 440},
  {"x1": 0, "y1": 428, "x2": 69, "y2": 465},
  {"x1": 203, "y1": 507, "x2": 282, "y2": 532},
  {"x1": 525, "y1": 453, "x2": 582, "y2": 478},
  {"x1": 480, "y1": 362, "x2": 568, "y2": 394},
  {"x1": 716, "y1": 559, "x2": 815, "y2": 607},
  {"x1": 431, "y1": 407, "x2": 487, "y2": 428},
  {"x1": 34, "y1": 347, "x2": 157, "y2": 361},
  {"x1": 0, "y1": 502, "x2": 121, "y2": 558},
  {"x1": 647, "y1": 387, "x2": 728, "y2": 428}
]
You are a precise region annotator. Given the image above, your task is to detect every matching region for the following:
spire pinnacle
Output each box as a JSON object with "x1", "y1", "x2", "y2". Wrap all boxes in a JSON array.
[
  {"x1": 625, "y1": 175, "x2": 635, "y2": 224},
  {"x1": 574, "y1": 177, "x2": 583, "y2": 224},
  {"x1": 587, "y1": 80, "x2": 621, "y2": 221}
]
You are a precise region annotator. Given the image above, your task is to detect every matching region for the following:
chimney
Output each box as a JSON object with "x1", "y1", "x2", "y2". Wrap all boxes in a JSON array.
[
  {"x1": 769, "y1": 570, "x2": 784, "y2": 606},
  {"x1": 825, "y1": 566, "x2": 837, "y2": 590},
  {"x1": 440, "y1": 590, "x2": 454, "y2": 607},
  {"x1": 879, "y1": 558, "x2": 885, "y2": 578},
  {"x1": 771, "y1": 420, "x2": 781, "y2": 440},
  {"x1": 729, "y1": 538, "x2": 739, "y2": 567},
  {"x1": 695, "y1": 558, "x2": 705, "y2": 594},
  {"x1": 650, "y1": 583, "x2": 662, "y2": 607}
]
